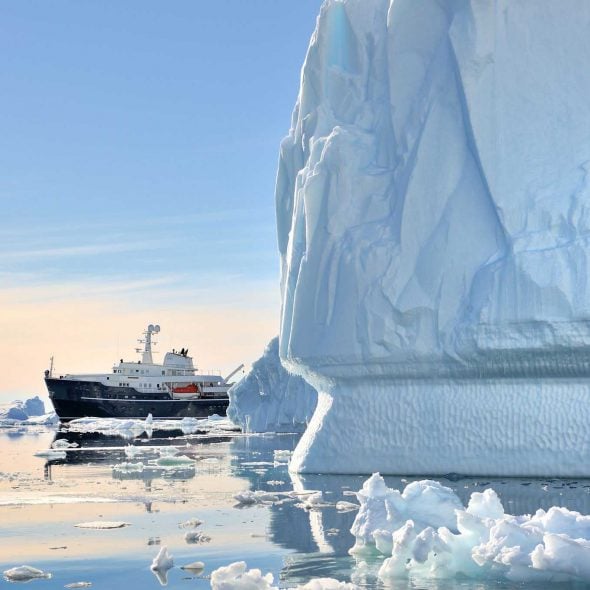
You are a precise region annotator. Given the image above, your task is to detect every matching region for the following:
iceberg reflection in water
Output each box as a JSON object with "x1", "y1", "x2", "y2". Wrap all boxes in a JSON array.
[{"x1": 1, "y1": 422, "x2": 590, "y2": 589}]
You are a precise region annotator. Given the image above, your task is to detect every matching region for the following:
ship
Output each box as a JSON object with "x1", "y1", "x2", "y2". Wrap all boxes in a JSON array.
[{"x1": 44, "y1": 324, "x2": 243, "y2": 421}]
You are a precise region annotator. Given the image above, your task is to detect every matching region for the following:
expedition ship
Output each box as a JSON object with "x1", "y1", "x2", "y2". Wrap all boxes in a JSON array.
[{"x1": 44, "y1": 324, "x2": 243, "y2": 421}]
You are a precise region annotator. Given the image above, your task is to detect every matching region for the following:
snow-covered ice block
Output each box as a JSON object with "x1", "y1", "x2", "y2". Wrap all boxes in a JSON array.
[
  {"x1": 350, "y1": 474, "x2": 590, "y2": 583},
  {"x1": 228, "y1": 337, "x2": 317, "y2": 433}
]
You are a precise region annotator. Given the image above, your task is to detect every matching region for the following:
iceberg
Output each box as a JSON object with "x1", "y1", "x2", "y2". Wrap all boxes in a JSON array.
[
  {"x1": 227, "y1": 337, "x2": 317, "y2": 433},
  {"x1": 276, "y1": 0, "x2": 590, "y2": 474}
]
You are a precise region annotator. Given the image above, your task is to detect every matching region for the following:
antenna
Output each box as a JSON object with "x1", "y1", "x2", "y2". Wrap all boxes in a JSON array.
[{"x1": 139, "y1": 324, "x2": 161, "y2": 364}]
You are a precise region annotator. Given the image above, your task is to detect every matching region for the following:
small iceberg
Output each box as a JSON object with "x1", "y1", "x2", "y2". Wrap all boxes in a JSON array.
[
  {"x1": 151, "y1": 546, "x2": 173, "y2": 586},
  {"x1": 184, "y1": 531, "x2": 211, "y2": 544},
  {"x1": 180, "y1": 561, "x2": 204, "y2": 573},
  {"x1": 3, "y1": 565, "x2": 51, "y2": 582}
]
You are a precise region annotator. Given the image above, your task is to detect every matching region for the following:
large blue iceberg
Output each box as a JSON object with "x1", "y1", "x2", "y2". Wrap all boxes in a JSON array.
[{"x1": 276, "y1": 0, "x2": 590, "y2": 475}]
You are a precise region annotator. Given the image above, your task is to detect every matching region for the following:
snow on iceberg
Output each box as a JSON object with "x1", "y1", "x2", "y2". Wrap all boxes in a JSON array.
[
  {"x1": 350, "y1": 474, "x2": 590, "y2": 583},
  {"x1": 227, "y1": 337, "x2": 317, "y2": 433},
  {"x1": 277, "y1": 0, "x2": 590, "y2": 475}
]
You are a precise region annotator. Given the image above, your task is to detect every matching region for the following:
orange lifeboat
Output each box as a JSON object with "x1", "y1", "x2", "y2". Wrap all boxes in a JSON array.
[{"x1": 172, "y1": 383, "x2": 200, "y2": 395}]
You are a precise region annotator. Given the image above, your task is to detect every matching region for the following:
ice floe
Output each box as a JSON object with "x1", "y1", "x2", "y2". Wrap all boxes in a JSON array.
[
  {"x1": 74, "y1": 521, "x2": 129, "y2": 529},
  {"x1": 233, "y1": 490, "x2": 280, "y2": 506},
  {"x1": 350, "y1": 473, "x2": 590, "y2": 583},
  {"x1": 210, "y1": 561, "x2": 275, "y2": 590},
  {"x1": 210, "y1": 561, "x2": 358, "y2": 590},
  {"x1": 184, "y1": 530, "x2": 211, "y2": 544},
  {"x1": 65, "y1": 583, "x2": 92, "y2": 588},
  {"x1": 3, "y1": 565, "x2": 51, "y2": 581}
]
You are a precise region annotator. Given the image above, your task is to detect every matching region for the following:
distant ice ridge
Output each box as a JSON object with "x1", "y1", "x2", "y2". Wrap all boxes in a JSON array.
[
  {"x1": 0, "y1": 396, "x2": 57, "y2": 426},
  {"x1": 350, "y1": 474, "x2": 590, "y2": 583},
  {"x1": 276, "y1": 0, "x2": 590, "y2": 474},
  {"x1": 227, "y1": 337, "x2": 317, "y2": 433}
]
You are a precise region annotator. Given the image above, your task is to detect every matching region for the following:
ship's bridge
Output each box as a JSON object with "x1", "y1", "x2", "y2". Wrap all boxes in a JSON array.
[{"x1": 163, "y1": 351, "x2": 196, "y2": 373}]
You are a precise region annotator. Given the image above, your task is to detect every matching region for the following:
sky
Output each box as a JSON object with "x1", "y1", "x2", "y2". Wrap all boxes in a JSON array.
[{"x1": 0, "y1": 1, "x2": 323, "y2": 401}]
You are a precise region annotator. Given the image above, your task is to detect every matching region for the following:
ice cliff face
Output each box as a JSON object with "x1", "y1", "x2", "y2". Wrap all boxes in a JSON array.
[
  {"x1": 276, "y1": 0, "x2": 590, "y2": 474},
  {"x1": 227, "y1": 338, "x2": 317, "y2": 433}
]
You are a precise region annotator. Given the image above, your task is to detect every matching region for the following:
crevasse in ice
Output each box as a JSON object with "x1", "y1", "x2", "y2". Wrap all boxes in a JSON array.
[
  {"x1": 276, "y1": 0, "x2": 590, "y2": 474},
  {"x1": 227, "y1": 337, "x2": 317, "y2": 433}
]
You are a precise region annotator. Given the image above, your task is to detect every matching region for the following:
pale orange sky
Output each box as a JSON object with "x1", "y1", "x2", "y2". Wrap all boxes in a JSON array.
[{"x1": 0, "y1": 277, "x2": 279, "y2": 402}]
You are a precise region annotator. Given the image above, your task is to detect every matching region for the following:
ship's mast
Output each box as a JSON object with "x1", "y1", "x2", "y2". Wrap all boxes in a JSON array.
[{"x1": 137, "y1": 324, "x2": 160, "y2": 364}]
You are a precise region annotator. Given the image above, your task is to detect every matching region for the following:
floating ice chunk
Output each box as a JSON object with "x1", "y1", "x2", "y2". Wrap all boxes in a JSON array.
[
  {"x1": 181, "y1": 561, "x2": 204, "y2": 573},
  {"x1": 351, "y1": 474, "x2": 590, "y2": 582},
  {"x1": 201, "y1": 457, "x2": 219, "y2": 464},
  {"x1": 3, "y1": 565, "x2": 51, "y2": 581},
  {"x1": 233, "y1": 491, "x2": 279, "y2": 506},
  {"x1": 300, "y1": 491, "x2": 327, "y2": 510},
  {"x1": 273, "y1": 450, "x2": 292, "y2": 462},
  {"x1": 51, "y1": 439, "x2": 78, "y2": 449},
  {"x1": 350, "y1": 474, "x2": 461, "y2": 553},
  {"x1": 184, "y1": 531, "x2": 211, "y2": 544},
  {"x1": 151, "y1": 546, "x2": 173, "y2": 586},
  {"x1": 179, "y1": 518, "x2": 203, "y2": 529},
  {"x1": 210, "y1": 561, "x2": 276, "y2": 590},
  {"x1": 336, "y1": 501, "x2": 359, "y2": 512},
  {"x1": 75, "y1": 521, "x2": 129, "y2": 529},
  {"x1": 124, "y1": 445, "x2": 141, "y2": 459},
  {"x1": 34, "y1": 449, "x2": 66, "y2": 460},
  {"x1": 210, "y1": 562, "x2": 358, "y2": 590},
  {"x1": 145, "y1": 413, "x2": 153, "y2": 426},
  {"x1": 65, "y1": 583, "x2": 92, "y2": 588},
  {"x1": 112, "y1": 462, "x2": 144, "y2": 474}
]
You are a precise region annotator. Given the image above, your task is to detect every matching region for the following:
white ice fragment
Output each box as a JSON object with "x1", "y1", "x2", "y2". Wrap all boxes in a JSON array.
[
  {"x1": 75, "y1": 521, "x2": 129, "y2": 529},
  {"x1": 210, "y1": 561, "x2": 276, "y2": 590},
  {"x1": 124, "y1": 445, "x2": 141, "y2": 459},
  {"x1": 179, "y1": 518, "x2": 203, "y2": 529},
  {"x1": 112, "y1": 462, "x2": 144, "y2": 474},
  {"x1": 3, "y1": 565, "x2": 51, "y2": 581},
  {"x1": 210, "y1": 562, "x2": 358, "y2": 590},
  {"x1": 65, "y1": 583, "x2": 92, "y2": 588},
  {"x1": 184, "y1": 530, "x2": 211, "y2": 544},
  {"x1": 336, "y1": 501, "x2": 359, "y2": 512},
  {"x1": 51, "y1": 439, "x2": 78, "y2": 449},
  {"x1": 233, "y1": 491, "x2": 279, "y2": 506},
  {"x1": 151, "y1": 546, "x2": 173, "y2": 585},
  {"x1": 350, "y1": 474, "x2": 590, "y2": 582}
]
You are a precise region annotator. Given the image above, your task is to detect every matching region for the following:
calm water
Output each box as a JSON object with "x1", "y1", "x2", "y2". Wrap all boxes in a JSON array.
[{"x1": 2, "y1": 423, "x2": 590, "y2": 589}]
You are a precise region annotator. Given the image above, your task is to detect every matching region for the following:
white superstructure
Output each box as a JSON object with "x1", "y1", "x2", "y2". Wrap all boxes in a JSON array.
[{"x1": 55, "y1": 324, "x2": 242, "y2": 399}]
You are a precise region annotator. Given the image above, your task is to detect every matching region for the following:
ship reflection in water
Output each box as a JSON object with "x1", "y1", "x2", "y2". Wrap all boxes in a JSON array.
[{"x1": 2, "y1": 423, "x2": 590, "y2": 589}]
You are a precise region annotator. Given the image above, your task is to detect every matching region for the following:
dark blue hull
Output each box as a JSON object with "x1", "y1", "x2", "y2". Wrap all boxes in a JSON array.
[{"x1": 45, "y1": 378, "x2": 229, "y2": 421}]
